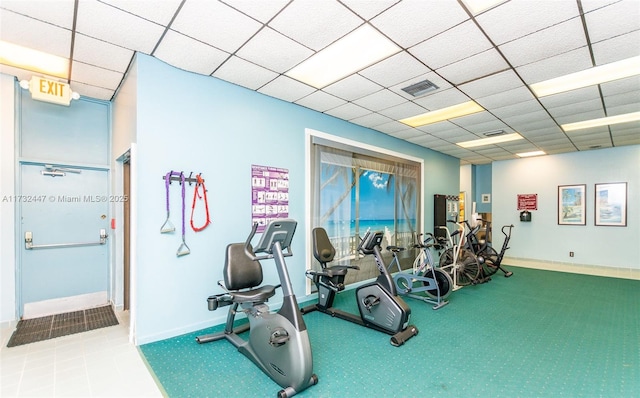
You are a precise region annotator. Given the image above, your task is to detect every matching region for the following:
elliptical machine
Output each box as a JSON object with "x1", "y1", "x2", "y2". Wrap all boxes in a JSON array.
[
  {"x1": 302, "y1": 227, "x2": 418, "y2": 346},
  {"x1": 196, "y1": 219, "x2": 317, "y2": 398}
]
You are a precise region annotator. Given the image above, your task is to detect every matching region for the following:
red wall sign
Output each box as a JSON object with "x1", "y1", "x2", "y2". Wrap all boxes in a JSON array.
[{"x1": 517, "y1": 194, "x2": 538, "y2": 210}]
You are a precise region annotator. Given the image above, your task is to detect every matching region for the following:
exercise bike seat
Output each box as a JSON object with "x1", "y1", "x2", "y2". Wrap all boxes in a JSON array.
[
  {"x1": 223, "y1": 243, "x2": 277, "y2": 304},
  {"x1": 312, "y1": 228, "x2": 359, "y2": 275}
]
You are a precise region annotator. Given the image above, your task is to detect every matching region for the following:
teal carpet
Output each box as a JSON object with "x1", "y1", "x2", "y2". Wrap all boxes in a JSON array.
[{"x1": 140, "y1": 267, "x2": 640, "y2": 397}]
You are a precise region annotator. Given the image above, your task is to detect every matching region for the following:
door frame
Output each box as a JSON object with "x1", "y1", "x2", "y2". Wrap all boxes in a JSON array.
[{"x1": 16, "y1": 160, "x2": 112, "y2": 318}]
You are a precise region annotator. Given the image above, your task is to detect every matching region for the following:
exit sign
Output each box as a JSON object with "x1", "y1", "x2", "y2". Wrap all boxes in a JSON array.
[{"x1": 27, "y1": 76, "x2": 73, "y2": 106}]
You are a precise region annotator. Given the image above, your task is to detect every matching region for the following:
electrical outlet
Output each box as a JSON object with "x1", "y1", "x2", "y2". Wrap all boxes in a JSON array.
[{"x1": 569, "y1": 251, "x2": 574, "y2": 257}]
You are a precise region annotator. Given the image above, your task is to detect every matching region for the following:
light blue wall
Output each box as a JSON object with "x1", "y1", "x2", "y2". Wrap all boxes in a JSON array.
[
  {"x1": 129, "y1": 54, "x2": 460, "y2": 343},
  {"x1": 475, "y1": 164, "x2": 492, "y2": 214},
  {"x1": 492, "y1": 145, "x2": 640, "y2": 271}
]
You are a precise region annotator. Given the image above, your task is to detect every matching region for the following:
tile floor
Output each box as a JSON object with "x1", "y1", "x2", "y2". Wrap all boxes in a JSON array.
[{"x1": 0, "y1": 310, "x2": 163, "y2": 397}]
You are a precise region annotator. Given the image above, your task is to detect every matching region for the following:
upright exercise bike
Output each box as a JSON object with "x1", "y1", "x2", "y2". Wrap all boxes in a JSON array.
[
  {"x1": 196, "y1": 219, "x2": 318, "y2": 398},
  {"x1": 302, "y1": 227, "x2": 418, "y2": 346}
]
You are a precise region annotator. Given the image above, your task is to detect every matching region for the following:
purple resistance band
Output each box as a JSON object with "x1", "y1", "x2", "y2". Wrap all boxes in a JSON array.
[{"x1": 165, "y1": 170, "x2": 186, "y2": 235}]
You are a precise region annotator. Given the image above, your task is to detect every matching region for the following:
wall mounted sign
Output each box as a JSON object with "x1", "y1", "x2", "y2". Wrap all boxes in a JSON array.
[
  {"x1": 251, "y1": 165, "x2": 289, "y2": 232},
  {"x1": 517, "y1": 194, "x2": 537, "y2": 210}
]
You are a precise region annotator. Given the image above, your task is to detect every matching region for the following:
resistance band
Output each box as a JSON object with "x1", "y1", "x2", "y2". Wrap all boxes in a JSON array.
[{"x1": 190, "y1": 174, "x2": 211, "y2": 232}]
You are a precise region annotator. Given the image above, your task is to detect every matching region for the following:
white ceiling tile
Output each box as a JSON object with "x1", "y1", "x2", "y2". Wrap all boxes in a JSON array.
[
  {"x1": 352, "y1": 89, "x2": 406, "y2": 112},
  {"x1": 349, "y1": 112, "x2": 393, "y2": 126},
  {"x1": 154, "y1": 30, "x2": 229, "y2": 76},
  {"x1": 323, "y1": 74, "x2": 383, "y2": 101},
  {"x1": 171, "y1": 0, "x2": 261, "y2": 54},
  {"x1": 516, "y1": 47, "x2": 593, "y2": 85},
  {"x1": 537, "y1": 86, "x2": 601, "y2": 108},
  {"x1": 0, "y1": 0, "x2": 74, "y2": 28},
  {"x1": 76, "y1": 1, "x2": 164, "y2": 53},
  {"x1": 451, "y1": 111, "x2": 500, "y2": 129},
  {"x1": 218, "y1": 0, "x2": 289, "y2": 23},
  {"x1": 358, "y1": 51, "x2": 431, "y2": 88},
  {"x1": 606, "y1": 102, "x2": 640, "y2": 115},
  {"x1": 592, "y1": 31, "x2": 640, "y2": 65},
  {"x1": 237, "y1": 27, "x2": 314, "y2": 73},
  {"x1": 601, "y1": 75, "x2": 640, "y2": 97},
  {"x1": 100, "y1": 0, "x2": 182, "y2": 25},
  {"x1": 376, "y1": 101, "x2": 428, "y2": 120},
  {"x1": 69, "y1": 81, "x2": 115, "y2": 101},
  {"x1": 499, "y1": 19, "x2": 587, "y2": 67},
  {"x1": 324, "y1": 102, "x2": 371, "y2": 120},
  {"x1": 493, "y1": 102, "x2": 546, "y2": 120},
  {"x1": 580, "y1": 0, "x2": 619, "y2": 13},
  {"x1": 73, "y1": 33, "x2": 134, "y2": 73},
  {"x1": 269, "y1": 0, "x2": 362, "y2": 51},
  {"x1": 476, "y1": 0, "x2": 580, "y2": 45},
  {"x1": 603, "y1": 87, "x2": 640, "y2": 110},
  {"x1": 409, "y1": 20, "x2": 494, "y2": 69},
  {"x1": 387, "y1": 128, "x2": 425, "y2": 140},
  {"x1": 370, "y1": 0, "x2": 469, "y2": 47},
  {"x1": 547, "y1": 98, "x2": 603, "y2": 119},
  {"x1": 476, "y1": 86, "x2": 535, "y2": 111},
  {"x1": 71, "y1": 60, "x2": 123, "y2": 90},
  {"x1": 457, "y1": 119, "x2": 510, "y2": 135},
  {"x1": 436, "y1": 48, "x2": 509, "y2": 85},
  {"x1": 584, "y1": 0, "x2": 640, "y2": 42},
  {"x1": 294, "y1": 91, "x2": 347, "y2": 113},
  {"x1": 0, "y1": 9, "x2": 71, "y2": 58},
  {"x1": 257, "y1": 75, "x2": 316, "y2": 102},
  {"x1": 340, "y1": 0, "x2": 400, "y2": 20},
  {"x1": 413, "y1": 88, "x2": 470, "y2": 110},
  {"x1": 375, "y1": 121, "x2": 414, "y2": 134},
  {"x1": 555, "y1": 109, "x2": 607, "y2": 125},
  {"x1": 458, "y1": 69, "x2": 523, "y2": 98},
  {"x1": 212, "y1": 56, "x2": 278, "y2": 90}
]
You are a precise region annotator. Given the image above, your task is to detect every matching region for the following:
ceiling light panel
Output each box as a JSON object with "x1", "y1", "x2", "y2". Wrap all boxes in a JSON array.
[
  {"x1": 285, "y1": 24, "x2": 401, "y2": 89},
  {"x1": 531, "y1": 56, "x2": 640, "y2": 97},
  {"x1": 0, "y1": 40, "x2": 69, "y2": 79},
  {"x1": 409, "y1": 21, "x2": 493, "y2": 70},
  {"x1": 370, "y1": 0, "x2": 468, "y2": 48},
  {"x1": 561, "y1": 112, "x2": 640, "y2": 131},
  {"x1": 400, "y1": 101, "x2": 485, "y2": 127},
  {"x1": 170, "y1": 0, "x2": 262, "y2": 54},
  {"x1": 516, "y1": 150, "x2": 546, "y2": 158},
  {"x1": 269, "y1": 0, "x2": 362, "y2": 51},
  {"x1": 76, "y1": 1, "x2": 165, "y2": 54},
  {"x1": 457, "y1": 133, "x2": 524, "y2": 148}
]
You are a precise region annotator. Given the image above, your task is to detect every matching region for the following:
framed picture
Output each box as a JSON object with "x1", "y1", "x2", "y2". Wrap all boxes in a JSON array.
[
  {"x1": 558, "y1": 184, "x2": 586, "y2": 225},
  {"x1": 595, "y1": 182, "x2": 627, "y2": 226}
]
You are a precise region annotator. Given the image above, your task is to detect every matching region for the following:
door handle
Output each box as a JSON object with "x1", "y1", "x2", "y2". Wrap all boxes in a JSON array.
[{"x1": 25, "y1": 229, "x2": 108, "y2": 249}]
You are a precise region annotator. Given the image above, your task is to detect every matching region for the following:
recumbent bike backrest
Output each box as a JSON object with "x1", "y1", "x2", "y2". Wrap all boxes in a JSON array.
[{"x1": 223, "y1": 243, "x2": 263, "y2": 291}]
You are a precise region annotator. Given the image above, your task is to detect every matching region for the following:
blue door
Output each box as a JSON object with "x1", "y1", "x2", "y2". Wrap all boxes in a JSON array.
[{"x1": 20, "y1": 163, "x2": 110, "y2": 314}]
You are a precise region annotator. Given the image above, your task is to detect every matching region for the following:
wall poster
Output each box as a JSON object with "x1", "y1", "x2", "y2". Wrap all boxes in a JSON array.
[
  {"x1": 251, "y1": 165, "x2": 289, "y2": 232},
  {"x1": 595, "y1": 182, "x2": 627, "y2": 227},
  {"x1": 558, "y1": 184, "x2": 586, "y2": 225}
]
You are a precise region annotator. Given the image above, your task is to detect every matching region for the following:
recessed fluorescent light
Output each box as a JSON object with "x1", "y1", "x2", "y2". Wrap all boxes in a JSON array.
[
  {"x1": 457, "y1": 133, "x2": 523, "y2": 148},
  {"x1": 461, "y1": 0, "x2": 508, "y2": 14},
  {"x1": 0, "y1": 40, "x2": 69, "y2": 79},
  {"x1": 561, "y1": 111, "x2": 640, "y2": 132},
  {"x1": 530, "y1": 56, "x2": 640, "y2": 97},
  {"x1": 517, "y1": 150, "x2": 546, "y2": 158},
  {"x1": 399, "y1": 101, "x2": 484, "y2": 127},
  {"x1": 286, "y1": 24, "x2": 401, "y2": 89}
]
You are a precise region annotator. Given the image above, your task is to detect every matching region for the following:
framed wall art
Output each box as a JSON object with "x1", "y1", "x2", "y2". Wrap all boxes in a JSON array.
[
  {"x1": 558, "y1": 184, "x2": 586, "y2": 225},
  {"x1": 595, "y1": 182, "x2": 627, "y2": 226}
]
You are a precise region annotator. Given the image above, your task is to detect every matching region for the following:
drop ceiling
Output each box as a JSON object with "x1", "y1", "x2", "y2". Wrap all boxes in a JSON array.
[{"x1": 1, "y1": 0, "x2": 639, "y2": 165}]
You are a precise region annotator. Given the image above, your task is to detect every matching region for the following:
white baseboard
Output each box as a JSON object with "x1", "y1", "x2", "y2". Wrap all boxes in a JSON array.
[
  {"x1": 23, "y1": 291, "x2": 109, "y2": 319},
  {"x1": 504, "y1": 257, "x2": 640, "y2": 280}
]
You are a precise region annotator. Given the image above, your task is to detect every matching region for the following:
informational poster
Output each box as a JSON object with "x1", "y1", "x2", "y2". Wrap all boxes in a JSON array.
[
  {"x1": 251, "y1": 165, "x2": 289, "y2": 232},
  {"x1": 517, "y1": 194, "x2": 538, "y2": 210}
]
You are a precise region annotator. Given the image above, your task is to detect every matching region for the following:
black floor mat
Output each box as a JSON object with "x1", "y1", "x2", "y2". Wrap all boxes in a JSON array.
[{"x1": 6, "y1": 305, "x2": 119, "y2": 347}]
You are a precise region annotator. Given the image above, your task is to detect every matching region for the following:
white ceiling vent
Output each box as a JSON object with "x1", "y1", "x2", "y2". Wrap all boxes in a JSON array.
[{"x1": 401, "y1": 79, "x2": 439, "y2": 97}]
